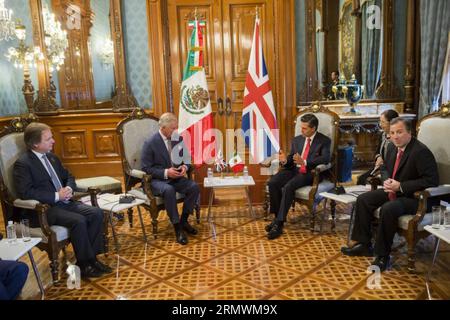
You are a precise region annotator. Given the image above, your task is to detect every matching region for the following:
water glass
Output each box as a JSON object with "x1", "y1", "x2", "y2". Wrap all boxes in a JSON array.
[
  {"x1": 431, "y1": 206, "x2": 441, "y2": 229},
  {"x1": 21, "y1": 219, "x2": 31, "y2": 242},
  {"x1": 444, "y1": 208, "x2": 450, "y2": 229}
]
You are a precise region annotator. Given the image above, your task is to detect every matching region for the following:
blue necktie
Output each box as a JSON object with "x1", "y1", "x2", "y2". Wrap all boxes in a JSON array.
[{"x1": 42, "y1": 154, "x2": 63, "y2": 191}]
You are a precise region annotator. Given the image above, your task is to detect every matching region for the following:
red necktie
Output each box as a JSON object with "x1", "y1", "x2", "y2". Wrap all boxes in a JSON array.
[
  {"x1": 388, "y1": 149, "x2": 404, "y2": 201},
  {"x1": 299, "y1": 138, "x2": 311, "y2": 174}
]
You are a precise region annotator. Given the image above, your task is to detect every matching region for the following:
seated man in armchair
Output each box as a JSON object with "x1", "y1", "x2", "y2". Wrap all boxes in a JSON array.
[
  {"x1": 141, "y1": 113, "x2": 200, "y2": 245},
  {"x1": 13, "y1": 123, "x2": 112, "y2": 279},
  {"x1": 341, "y1": 118, "x2": 439, "y2": 271},
  {"x1": 266, "y1": 114, "x2": 331, "y2": 240}
]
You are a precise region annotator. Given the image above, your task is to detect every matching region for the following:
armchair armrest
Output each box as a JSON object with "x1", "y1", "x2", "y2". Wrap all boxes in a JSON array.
[
  {"x1": 130, "y1": 169, "x2": 146, "y2": 179},
  {"x1": 414, "y1": 185, "x2": 450, "y2": 199},
  {"x1": 314, "y1": 163, "x2": 332, "y2": 173},
  {"x1": 13, "y1": 199, "x2": 41, "y2": 210},
  {"x1": 13, "y1": 199, "x2": 53, "y2": 237}
]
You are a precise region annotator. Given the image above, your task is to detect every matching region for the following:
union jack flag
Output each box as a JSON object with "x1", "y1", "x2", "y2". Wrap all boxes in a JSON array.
[{"x1": 241, "y1": 17, "x2": 279, "y2": 164}]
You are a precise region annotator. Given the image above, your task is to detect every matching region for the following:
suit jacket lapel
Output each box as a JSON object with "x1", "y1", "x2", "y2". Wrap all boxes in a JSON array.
[
  {"x1": 28, "y1": 151, "x2": 53, "y2": 182},
  {"x1": 394, "y1": 140, "x2": 414, "y2": 178},
  {"x1": 156, "y1": 134, "x2": 171, "y2": 165}
]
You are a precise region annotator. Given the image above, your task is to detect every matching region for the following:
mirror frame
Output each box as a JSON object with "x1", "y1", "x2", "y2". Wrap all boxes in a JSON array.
[{"x1": 28, "y1": 0, "x2": 138, "y2": 114}]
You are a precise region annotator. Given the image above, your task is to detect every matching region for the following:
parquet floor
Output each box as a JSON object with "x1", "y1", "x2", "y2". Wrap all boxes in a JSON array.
[{"x1": 27, "y1": 198, "x2": 449, "y2": 300}]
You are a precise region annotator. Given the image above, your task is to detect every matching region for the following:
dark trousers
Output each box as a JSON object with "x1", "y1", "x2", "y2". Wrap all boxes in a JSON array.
[
  {"x1": 151, "y1": 177, "x2": 200, "y2": 224},
  {"x1": 351, "y1": 189, "x2": 419, "y2": 256},
  {"x1": 268, "y1": 169, "x2": 313, "y2": 222},
  {"x1": 0, "y1": 260, "x2": 29, "y2": 300},
  {"x1": 47, "y1": 201, "x2": 104, "y2": 264}
]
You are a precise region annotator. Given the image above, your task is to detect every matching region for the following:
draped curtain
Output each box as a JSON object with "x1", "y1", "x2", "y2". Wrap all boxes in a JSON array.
[
  {"x1": 361, "y1": 0, "x2": 383, "y2": 99},
  {"x1": 419, "y1": 0, "x2": 450, "y2": 118},
  {"x1": 441, "y1": 32, "x2": 450, "y2": 103},
  {"x1": 316, "y1": 10, "x2": 325, "y2": 90}
]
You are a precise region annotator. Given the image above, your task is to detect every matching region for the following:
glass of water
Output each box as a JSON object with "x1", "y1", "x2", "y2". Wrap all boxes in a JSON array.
[
  {"x1": 444, "y1": 208, "x2": 450, "y2": 229},
  {"x1": 20, "y1": 219, "x2": 31, "y2": 242},
  {"x1": 431, "y1": 206, "x2": 441, "y2": 229}
]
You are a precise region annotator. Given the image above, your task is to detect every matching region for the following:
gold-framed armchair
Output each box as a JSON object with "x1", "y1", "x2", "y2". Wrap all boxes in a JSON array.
[
  {"x1": 0, "y1": 117, "x2": 98, "y2": 283},
  {"x1": 116, "y1": 108, "x2": 200, "y2": 238},
  {"x1": 370, "y1": 104, "x2": 450, "y2": 272},
  {"x1": 262, "y1": 103, "x2": 340, "y2": 231}
]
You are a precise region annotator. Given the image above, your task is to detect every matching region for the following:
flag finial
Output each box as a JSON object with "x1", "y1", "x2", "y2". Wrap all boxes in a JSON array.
[
  {"x1": 255, "y1": 6, "x2": 259, "y2": 20},
  {"x1": 194, "y1": 7, "x2": 198, "y2": 21}
]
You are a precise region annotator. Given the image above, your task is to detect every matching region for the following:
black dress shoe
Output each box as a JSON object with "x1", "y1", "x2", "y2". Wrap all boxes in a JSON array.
[
  {"x1": 371, "y1": 255, "x2": 390, "y2": 272},
  {"x1": 267, "y1": 223, "x2": 283, "y2": 240},
  {"x1": 265, "y1": 220, "x2": 276, "y2": 232},
  {"x1": 341, "y1": 243, "x2": 373, "y2": 257},
  {"x1": 79, "y1": 265, "x2": 103, "y2": 278},
  {"x1": 174, "y1": 223, "x2": 188, "y2": 245},
  {"x1": 92, "y1": 260, "x2": 113, "y2": 274},
  {"x1": 182, "y1": 222, "x2": 198, "y2": 235}
]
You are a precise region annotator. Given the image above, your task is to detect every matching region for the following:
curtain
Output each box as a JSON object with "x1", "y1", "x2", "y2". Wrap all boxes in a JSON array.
[
  {"x1": 441, "y1": 32, "x2": 450, "y2": 103},
  {"x1": 316, "y1": 10, "x2": 325, "y2": 90},
  {"x1": 419, "y1": 0, "x2": 450, "y2": 118},
  {"x1": 361, "y1": 0, "x2": 383, "y2": 99}
]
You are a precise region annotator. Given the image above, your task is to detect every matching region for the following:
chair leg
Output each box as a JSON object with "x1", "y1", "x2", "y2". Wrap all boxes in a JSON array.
[
  {"x1": 407, "y1": 238, "x2": 417, "y2": 273},
  {"x1": 195, "y1": 203, "x2": 201, "y2": 224},
  {"x1": 309, "y1": 203, "x2": 316, "y2": 232},
  {"x1": 148, "y1": 209, "x2": 159, "y2": 239},
  {"x1": 49, "y1": 256, "x2": 60, "y2": 284},
  {"x1": 263, "y1": 187, "x2": 270, "y2": 220},
  {"x1": 127, "y1": 208, "x2": 133, "y2": 228}
]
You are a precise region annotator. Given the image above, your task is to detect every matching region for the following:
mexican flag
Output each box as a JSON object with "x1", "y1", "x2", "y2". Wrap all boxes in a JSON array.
[
  {"x1": 229, "y1": 153, "x2": 245, "y2": 173},
  {"x1": 178, "y1": 19, "x2": 214, "y2": 166}
]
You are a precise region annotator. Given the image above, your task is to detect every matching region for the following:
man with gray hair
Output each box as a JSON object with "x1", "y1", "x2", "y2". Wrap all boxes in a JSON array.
[{"x1": 141, "y1": 113, "x2": 200, "y2": 245}]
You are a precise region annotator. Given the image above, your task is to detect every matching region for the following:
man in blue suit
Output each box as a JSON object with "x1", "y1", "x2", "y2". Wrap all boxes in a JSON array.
[
  {"x1": 266, "y1": 114, "x2": 331, "y2": 240},
  {"x1": 0, "y1": 258, "x2": 29, "y2": 300},
  {"x1": 13, "y1": 123, "x2": 112, "y2": 279},
  {"x1": 141, "y1": 113, "x2": 200, "y2": 245}
]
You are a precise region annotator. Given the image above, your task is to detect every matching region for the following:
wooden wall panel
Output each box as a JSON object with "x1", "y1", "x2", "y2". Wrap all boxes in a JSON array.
[
  {"x1": 40, "y1": 112, "x2": 129, "y2": 178},
  {"x1": 60, "y1": 130, "x2": 88, "y2": 159}
]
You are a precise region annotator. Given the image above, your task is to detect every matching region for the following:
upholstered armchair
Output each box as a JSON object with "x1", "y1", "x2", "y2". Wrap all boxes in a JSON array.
[
  {"x1": 370, "y1": 104, "x2": 450, "y2": 272},
  {"x1": 116, "y1": 108, "x2": 200, "y2": 238},
  {"x1": 262, "y1": 103, "x2": 339, "y2": 231},
  {"x1": 0, "y1": 117, "x2": 98, "y2": 283}
]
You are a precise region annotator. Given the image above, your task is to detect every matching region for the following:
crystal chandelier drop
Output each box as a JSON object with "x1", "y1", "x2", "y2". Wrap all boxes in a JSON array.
[
  {"x1": 0, "y1": 0, "x2": 15, "y2": 41},
  {"x1": 5, "y1": 22, "x2": 44, "y2": 69},
  {"x1": 42, "y1": 6, "x2": 68, "y2": 72}
]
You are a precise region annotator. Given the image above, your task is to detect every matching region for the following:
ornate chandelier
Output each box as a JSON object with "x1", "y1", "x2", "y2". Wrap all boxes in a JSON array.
[
  {"x1": 0, "y1": 0, "x2": 15, "y2": 41},
  {"x1": 42, "y1": 6, "x2": 68, "y2": 72}
]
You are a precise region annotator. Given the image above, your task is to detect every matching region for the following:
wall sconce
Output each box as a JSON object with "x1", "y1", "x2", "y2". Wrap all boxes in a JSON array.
[
  {"x1": 0, "y1": 0, "x2": 15, "y2": 41},
  {"x1": 98, "y1": 38, "x2": 114, "y2": 69}
]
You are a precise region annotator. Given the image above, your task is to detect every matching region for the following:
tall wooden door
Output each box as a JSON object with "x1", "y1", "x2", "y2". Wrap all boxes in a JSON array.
[{"x1": 167, "y1": 0, "x2": 276, "y2": 204}]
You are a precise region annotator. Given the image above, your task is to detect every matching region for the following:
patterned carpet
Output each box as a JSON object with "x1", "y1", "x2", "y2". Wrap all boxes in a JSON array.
[{"x1": 27, "y1": 199, "x2": 449, "y2": 300}]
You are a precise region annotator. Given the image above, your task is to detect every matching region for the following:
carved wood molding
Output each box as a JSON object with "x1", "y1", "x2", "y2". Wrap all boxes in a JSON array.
[{"x1": 110, "y1": 0, "x2": 140, "y2": 112}]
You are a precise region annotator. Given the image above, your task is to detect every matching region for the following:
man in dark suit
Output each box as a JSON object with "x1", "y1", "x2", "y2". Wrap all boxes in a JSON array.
[
  {"x1": 13, "y1": 123, "x2": 112, "y2": 279},
  {"x1": 266, "y1": 114, "x2": 331, "y2": 240},
  {"x1": 141, "y1": 113, "x2": 200, "y2": 245},
  {"x1": 0, "y1": 258, "x2": 29, "y2": 300},
  {"x1": 341, "y1": 118, "x2": 439, "y2": 271}
]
